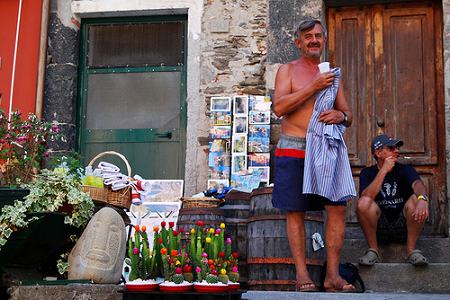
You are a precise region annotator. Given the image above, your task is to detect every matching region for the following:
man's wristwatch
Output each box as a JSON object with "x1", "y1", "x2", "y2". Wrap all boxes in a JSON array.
[
  {"x1": 417, "y1": 195, "x2": 429, "y2": 203},
  {"x1": 341, "y1": 111, "x2": 348, "y2": 125}
]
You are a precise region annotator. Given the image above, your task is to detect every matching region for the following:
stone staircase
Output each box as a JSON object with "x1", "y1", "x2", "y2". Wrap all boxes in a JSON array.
[{"x1": 341, "y1": 237, "x2": 450, "y2": 293}]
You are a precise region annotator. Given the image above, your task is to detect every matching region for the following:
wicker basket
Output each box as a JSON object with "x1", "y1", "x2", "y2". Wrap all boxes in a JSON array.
[
  {"x1": 81, "y1": 151, "x2": 132, "y2": 209},
  {"x1": 181, "y1": 197, "x2": 224, "y2": 209}
]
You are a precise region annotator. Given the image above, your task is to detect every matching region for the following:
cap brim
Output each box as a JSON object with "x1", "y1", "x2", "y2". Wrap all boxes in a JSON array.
[{"x1": 387, "y1": 140, "x2": 404, "y2": 147}]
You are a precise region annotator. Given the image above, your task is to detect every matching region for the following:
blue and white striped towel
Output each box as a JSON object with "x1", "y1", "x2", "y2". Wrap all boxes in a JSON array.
[{"x1": 303, "y1": 68, "x2": 356, "y2": 202}]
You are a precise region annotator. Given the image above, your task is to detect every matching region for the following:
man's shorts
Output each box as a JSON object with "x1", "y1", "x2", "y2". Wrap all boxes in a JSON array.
[
  {"x1": 272, "y1": 134, "x2": 347, "y2": 212},
  {"x1": 376, "y1": 212, "x2": 407, "y2": 244}
]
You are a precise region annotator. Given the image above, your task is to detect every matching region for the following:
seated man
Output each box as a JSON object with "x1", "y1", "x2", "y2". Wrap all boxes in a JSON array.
[{"x1": 356, "y1": 134, "x2": 429, "y2": 266}]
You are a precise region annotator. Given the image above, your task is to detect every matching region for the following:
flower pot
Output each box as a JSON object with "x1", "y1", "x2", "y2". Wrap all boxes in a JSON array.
[
  {"x1": 0, "y1": 187, "x2": 29, "y2": 208},
  {"x1": 0, "y1": 187, "x2": 82, "y2": 280}
]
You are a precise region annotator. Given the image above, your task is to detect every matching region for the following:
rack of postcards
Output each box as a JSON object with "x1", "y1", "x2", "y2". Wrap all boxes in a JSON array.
[{"x1": 208, "y1": 95, "x2": 272, "y2": 191}]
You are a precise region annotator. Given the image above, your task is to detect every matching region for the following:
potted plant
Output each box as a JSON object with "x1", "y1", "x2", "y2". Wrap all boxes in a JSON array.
[
  {"x1": 0, "y1": 109, "x2": 62, "y2": 189},
  {"x1": 190, "y1": 222, "x2": 235, "y2": 293},
  {"x1": 124, "y1": 224, "x2": 162, "y2": 291},
  {"x1": 0, "y1": 157, "x2": 95, "y2": 275},
  {"x1": 158, "y1": 221, "x2": 193, "y2": 292}
]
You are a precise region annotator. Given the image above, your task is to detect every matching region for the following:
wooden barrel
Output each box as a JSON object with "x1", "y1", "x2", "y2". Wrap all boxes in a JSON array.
[
  {"x1": 247, "y1": 187, "x2": 325, "y2": 291},
  {"x1": 176, "y1": 207, "x2": 225, "y2": 233},
  {"x1": 220, "y1": 190, "x2": 251, "y2": 284}
]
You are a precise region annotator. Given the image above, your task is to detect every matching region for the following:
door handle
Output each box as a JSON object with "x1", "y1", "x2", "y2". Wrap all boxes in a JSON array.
[{"x1": 155, "y1": 132, "x2": 172, "y2": 139}]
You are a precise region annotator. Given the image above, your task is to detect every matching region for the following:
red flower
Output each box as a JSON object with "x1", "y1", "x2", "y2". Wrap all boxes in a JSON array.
[
  {"x1": 209, "y1": 264, "x2": 215, "y2": 270},
  {"x1": 171, "y1": 250, "x2": 178, "y2": 257},
  {"x1": 218, "y1": 251, "x2": 225, "y2": 258},
  {"x1": 179, "y1": 227, "x2": 184, "y2": 233},
  {"x1": 173, "y1": 230, "x2": 179, "y2": 237},
  {"x1": 158, "y1": 238, "x2": 163, "y2": 244},
  {"x1": 196, "y1": 220, "x2": 204, "y2": 227},
  {"x1": 141, "y1": 225, "x2": 147, "y2": 232},
  {"x1": 134, "y1": 225, "x2": 140, "y2": 232},
  {"x1": 153, "y1": 226, "x2": 159, "y2": 232},
  {"x1": 160, "y1": 248, "x2": 167, "y2": 255},
  {"x1": 169, "y1": 221, "x2": 175, "y2": 228},
  {"x1": 175, "y1": 267, "x2": 182, "y2": 274},
  {"x1": 232, "y1": 252, "x2": 238, "y2": 258},
  {"x1": 211, "y1": 269, "x2": 218, "y2": 275},
  {"x1": 161, "y1": 221, "x2": 167, "y2": 228}
]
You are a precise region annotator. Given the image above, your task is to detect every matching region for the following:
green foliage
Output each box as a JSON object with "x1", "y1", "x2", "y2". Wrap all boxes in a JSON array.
[
  {"x1": 205, "y1": 274, "x2": 218, "y2": 284},
  {"x1": 0, "y1": 109, "x2": 64, "y2": 187},
  {"x1": 228, "y1": 272, "x2": 239, "y2": 283},
  {"x1": 172, "y1": 274, "x2": 184, "y2": 284},
  {"x1": 0, "y1": 166, "x2": 94, "y2": 250},
  {"x1": 218, "y1": 274, "x2": 229, "y2": 284}
]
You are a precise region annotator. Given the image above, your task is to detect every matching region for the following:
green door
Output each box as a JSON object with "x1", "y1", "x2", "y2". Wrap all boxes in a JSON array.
[{"x1": 77, "y1": 16, "x2": 187, "y2": 179}]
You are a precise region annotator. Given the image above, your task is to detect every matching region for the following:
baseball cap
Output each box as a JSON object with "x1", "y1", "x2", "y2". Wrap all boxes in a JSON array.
[{"x1": 371, "y1": 134, "x2": 404, "y2": 152}]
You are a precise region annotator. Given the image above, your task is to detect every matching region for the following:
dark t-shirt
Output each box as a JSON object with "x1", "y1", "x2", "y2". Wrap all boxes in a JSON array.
[{"x1": 359, "y1": 163, "x2": 420, "y2": 222}]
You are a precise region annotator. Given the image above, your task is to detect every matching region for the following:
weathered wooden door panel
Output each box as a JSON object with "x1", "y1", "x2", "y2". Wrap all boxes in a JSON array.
[
  {"x1": 328, "y1": 2, "x2": 446, "y2": 235},
  {"x1": 328, "y1": 8, "x2": 371, "y2": 168}
]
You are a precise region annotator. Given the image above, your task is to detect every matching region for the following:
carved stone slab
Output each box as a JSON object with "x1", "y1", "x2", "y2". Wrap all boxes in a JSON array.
[{"x1": 68, "y1": 207, "x2": 126, "y2": 283}]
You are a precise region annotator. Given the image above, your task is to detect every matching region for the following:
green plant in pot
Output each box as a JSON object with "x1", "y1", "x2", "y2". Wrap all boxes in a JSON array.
[
  {"x1": 0, "y1": 157, "x2": 95, "y2": 275},
  {"x1": 0, "y1": 109, "x2": 62, "y2": 188}
]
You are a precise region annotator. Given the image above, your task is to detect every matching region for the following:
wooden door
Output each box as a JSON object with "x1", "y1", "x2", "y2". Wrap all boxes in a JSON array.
[
  {"x1": 328, "y1": 1, "x2": 446, "y2": 235},
  {"x1": 0, "y1": 0, "x2": 43, "y2": 116}
]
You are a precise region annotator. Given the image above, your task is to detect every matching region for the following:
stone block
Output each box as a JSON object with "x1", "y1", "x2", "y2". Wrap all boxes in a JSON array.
[{"x1": 68, "y1": 207, "x2": 126, "y2": 283}]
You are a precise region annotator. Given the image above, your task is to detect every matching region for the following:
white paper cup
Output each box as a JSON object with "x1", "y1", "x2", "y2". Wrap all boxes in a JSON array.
[{"x1": 318, "y1": 62, "x2": 330, "y2": 73}]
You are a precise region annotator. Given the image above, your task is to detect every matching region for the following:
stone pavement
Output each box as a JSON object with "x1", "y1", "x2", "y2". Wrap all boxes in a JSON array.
[{"x1": 242, "y1": 291, "x2": 450, "y2": 300}]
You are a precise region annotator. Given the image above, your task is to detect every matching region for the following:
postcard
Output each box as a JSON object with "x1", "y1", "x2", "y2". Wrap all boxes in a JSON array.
[
  {"x1": 248, "y1": 153, "x2": 270, "y2": 166},
  {"x1": 211, "y1": 96, "x2": 232, "y2": 112},
  {"x1": 233, "y1": 95, "x2": 249, "y2": 115},
  {"x1": 207, "y1": 179, "x2": 230, "y2": 190},
  {"x1": 249, "y1": 166, "x2": 270, "y2": 182},
  {"x1": 140, "y1": 180, "x2": 184, "y2": 203},
  {"x1": 210, "y1": 125, "x2": 231, "y2": 139},
  {"x1": 209, "y1": 139, "x2": 229, "y2": 153},
  {"x1": 232, "y1": 134, "x2": 247, "y2": 154},
  {"x1": 231, "y1": 154, "x2": 247, "y2": 174},
  {"x1": 230, "y1": 171, "x2": 262, "y2": 192},
  {"x1": 249, "y1": 111, "x2": 271, "y2": 125},
  {"x1": 249, "y1": 95, "x2": 272, "y2": 112},
  {"x1": 248, "y1": 136, "x2": 270, "y2": 152},
  {"x1": 210, "y1": 111, "x2": 232, "y2": 126},
  {"x1": 249, "y1": 124, "x2": 270, "y2": 139},
  {"x1": 208, "y1": 152, "x2": 230, "y2": 168},
  {"x1": 233, "y1": 115, "x2": 248, "y2": 134},
  {"x1": 209, "y1": 166, "x2": 230, "y2": 179}
]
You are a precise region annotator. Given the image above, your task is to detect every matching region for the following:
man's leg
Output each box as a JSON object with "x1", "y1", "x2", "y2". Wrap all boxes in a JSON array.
[
  {"x1": 403, "y1": 195, "x2": 426, "y2": 255},
  {"x1": 286, "y1": 211, "x2": 315, "y2": 289},
  {"x1": 356, "y1": 195, "x2": 381, "y2": 251},
  {"x1": 323, "y1": 205, "x2": 354, "y2": 291}
]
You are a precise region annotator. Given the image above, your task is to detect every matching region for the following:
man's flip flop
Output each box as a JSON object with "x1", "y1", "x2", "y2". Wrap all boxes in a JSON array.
[
  {"x1": 296, "y1": 282, "x2": 319, "y2": 292},
  {"x1": 358, "y1": 248, "x2": 380, "y2": 266},
  {"x1": 324, "y1": 280, "x2": 356, "y2": 293},
  {"x1": 407, "y1": 249, "x2": 429, "y2": 266}
]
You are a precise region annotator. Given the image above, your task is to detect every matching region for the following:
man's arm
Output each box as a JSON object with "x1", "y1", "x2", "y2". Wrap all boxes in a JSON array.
[
  {"x1": 273, "y1": 63, "x2": 335, "y2": 117},
  {"x1": 361, "y1": 157, "x2": 396, "y2": 198},
  {"x1": 411, "y1": 178, "x2": 429, "y2": 222},
  {"x1": 318, "y1": 81, "x2": 353, "y2": 127}
]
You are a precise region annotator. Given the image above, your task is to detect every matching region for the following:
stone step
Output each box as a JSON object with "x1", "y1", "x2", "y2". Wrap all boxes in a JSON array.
[
  {"x1": 358, "y1": 263, "x2": 450, "y2": 293},
  {"x1": 341, "y1": 238, "x2": 450, "y2": 263}
]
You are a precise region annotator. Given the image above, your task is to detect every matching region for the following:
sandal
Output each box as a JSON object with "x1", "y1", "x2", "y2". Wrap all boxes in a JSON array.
[
  {"x1": 358, "y1": 248, "x2": 380, "y2": 266},
  {"x1": 324, "y1": 279, "x2": 356, "y2": 293},
  {"x1": 296, "y1": 281, "x2": 319, "y2": 292},
  {"x1": 407, "y1": 249, "x2": 428, "y2": 266}
]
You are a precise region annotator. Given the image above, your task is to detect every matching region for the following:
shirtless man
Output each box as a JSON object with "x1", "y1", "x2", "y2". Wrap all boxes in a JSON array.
[{"x1": 272, "y1": 18, "x2": 354, "y2": 292}]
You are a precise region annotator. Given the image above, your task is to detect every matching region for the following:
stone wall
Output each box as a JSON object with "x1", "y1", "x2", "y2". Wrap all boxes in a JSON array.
[
  {"x1": 198, "y1": 0, "x2": 268, "y2": 186},
  {"x1": 44, "y1": 0, "x2": 80, "y2": 154}
]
